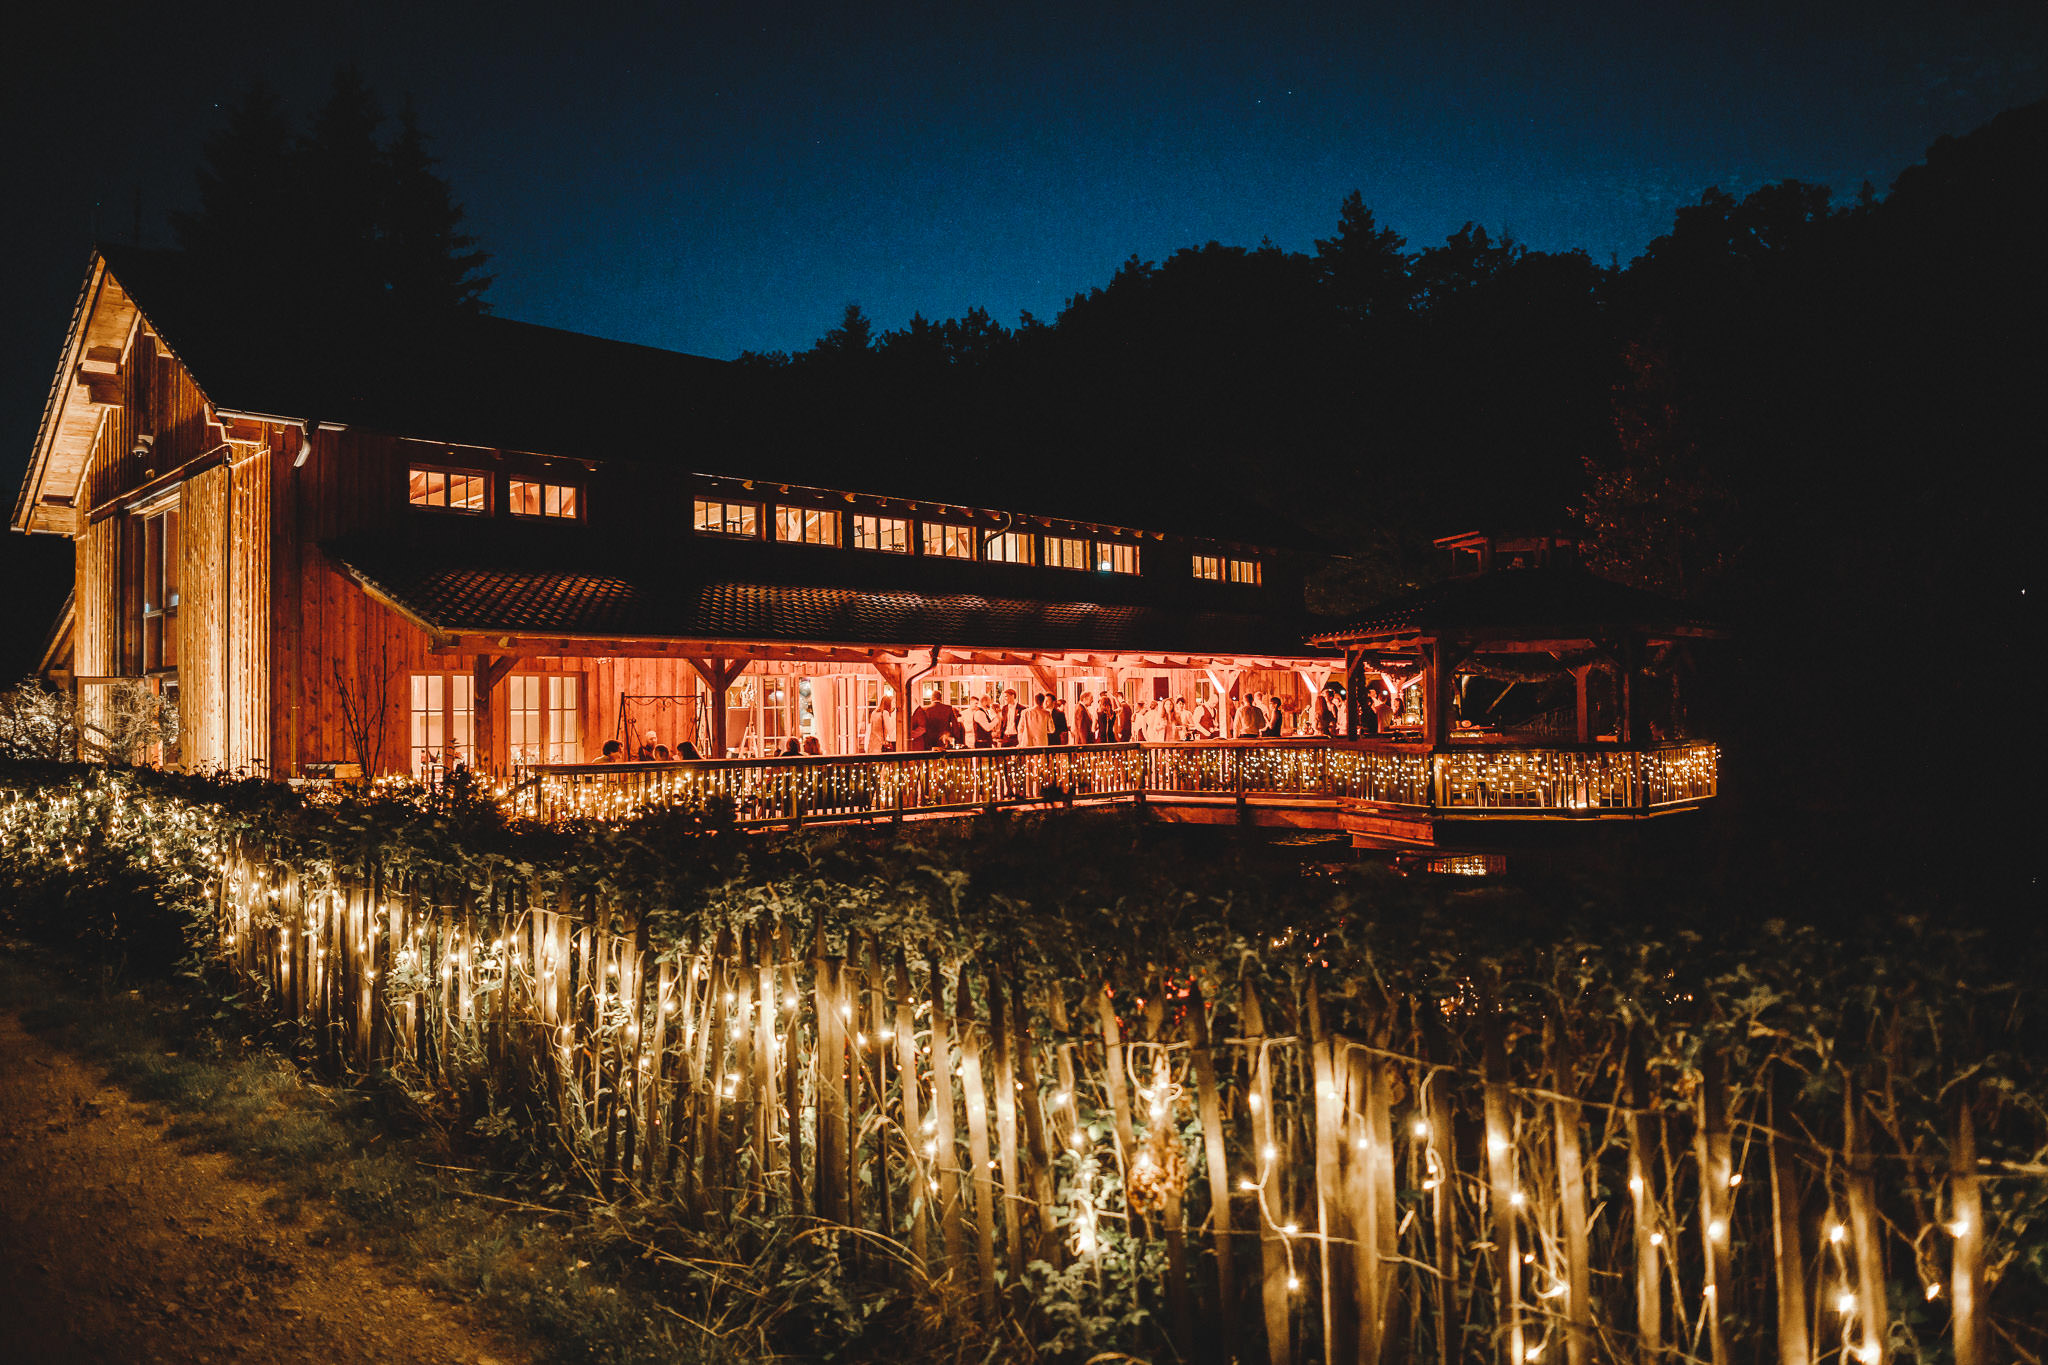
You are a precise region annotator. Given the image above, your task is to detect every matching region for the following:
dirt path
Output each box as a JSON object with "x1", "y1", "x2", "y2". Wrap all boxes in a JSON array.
[{"x1": 0, "y1": 1011, "x2": 536, "y2": 1365}]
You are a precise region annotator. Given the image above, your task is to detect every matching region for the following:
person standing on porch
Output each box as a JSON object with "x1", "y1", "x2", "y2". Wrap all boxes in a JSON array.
[
  {"x1": 865, "y1": 694, "x2": 897, "y2": 753},
  {"x1": 1071, "y1": 692, "x2": 1094, "y2": 745},
  {"x1": 1233, "y1": 693, "x2": 1261, "y2": 738},
  {"x1": 1114, "y1": 692, "x2": 1133, "y2": 742},
  {"x1": 1051, "y1": 698, "x2": 1071, "y2": 745},
  {"x1": 1095, "y1": 692, "x2": 1117, "y2": 744},
  {"x1": 1019, "y1": 694, "x2": 1053, "y2": 747},
  {"x1": 998, "y1": 687, "x2": 1023, "y2": 746}
]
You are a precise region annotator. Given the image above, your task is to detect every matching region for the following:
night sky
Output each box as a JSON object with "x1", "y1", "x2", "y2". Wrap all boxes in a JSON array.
[{"x1": 2, "y1": 0, "x2": 2044, "y2": 673}]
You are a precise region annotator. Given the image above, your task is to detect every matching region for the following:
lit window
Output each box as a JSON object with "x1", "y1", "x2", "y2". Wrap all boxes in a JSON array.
[
  {"x1": 1194, "y1": 554, "x2": 1259, "y2": 584},
  {"x1": 510, "y1": 479, "x2": 580, "y2": 519},
  {"x1": 1098, "y1": 542, "x2": 1139, "y2": 574},
  {"x1": 409, "y1": 673, "x2": 474, "y2": 778},
  {"x1": 853, "y1": 514, "x2": 910, "y2": 552},
  {"x1": 775, "y1": 506, "x2": 841, "y2": 546},
  {"x1": 509, "y1": 674, "x2": 582, "y2": 765},
  {"x1": 921, "y1": 522, "x2": 976, "y2": 559},
  {"x1": 984, "y1": 531, "x2": 1034, "y2": 564},
  {"x1": 693, "y1": 498, "x2": 760, "y2": 537},
  {"x1": 409, "y1": 466, "x2": 489, "y2": 513},
  {"x1": 137, "y1": 505, "x2": 180, "y2": 672},
  {"x1": 1045, "y1": 536, "x2": 1091, "y2": 570}
]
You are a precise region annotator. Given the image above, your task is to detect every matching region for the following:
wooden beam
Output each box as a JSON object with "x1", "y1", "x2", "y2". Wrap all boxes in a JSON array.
[
  {"x1": 472, "y1": 654, "x2": 517, "y2": 776},
  {"x1": 686, "y1": 656, "x2": 750, "y2": 757}
]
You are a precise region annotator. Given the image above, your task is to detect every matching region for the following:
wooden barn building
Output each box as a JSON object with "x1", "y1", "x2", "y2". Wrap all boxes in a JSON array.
[{"x1": 12, "y1": 247, "x2": 1337, "y2": 781}]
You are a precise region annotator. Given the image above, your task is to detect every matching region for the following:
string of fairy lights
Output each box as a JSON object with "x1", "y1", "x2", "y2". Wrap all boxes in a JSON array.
[
  {"x1": 0, "y1": 763, "x2": 1996, "y2": 1365},
  {"x1": 526, "y1": 740, "x2": 1718, "y2": 823}
]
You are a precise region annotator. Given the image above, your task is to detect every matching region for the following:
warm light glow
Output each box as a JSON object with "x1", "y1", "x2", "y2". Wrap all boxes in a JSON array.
[
  {"x1": 1411, "y1": 1118, "x2": 1429, "y2": 1139},
  {"x1": 1488, "y1": 1134, "x2": 1510, "y2": 1156},
  {"x1": 1836, "y1": 1291, "x2": 1856, "y2": 1315},
  {"x1": 1728, "y1": 1172, "x2": 1742, "y2": 1187},
  {"x1": 1948, "y1": 1218, "x2": 1970, "y2": 1237},
  {"x1": 1925, "y1": 1282, "x2": 1941, "y2": 1300},
  {"x1": 1628, "y1": 1175, "x2": 1644, "y2": 1194},
  {"x1": 1708, "y1": 1219, "x2": 1726, "y2": 1241},
  {"x1": 1649, "y1": 1232, "x2": 1664, "y2": 1247},
  {"x1": 1829, "y1": 1223, "x2": 1847, "y2": 1244},
  {"x1": 1510, "y1": 1190, "x2": 1526, "y2": 1207}
]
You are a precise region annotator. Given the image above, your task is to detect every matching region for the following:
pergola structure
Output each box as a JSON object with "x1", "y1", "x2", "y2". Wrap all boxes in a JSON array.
[{"x1": 1307, "y1": 532, "x2": 1725, "y2": 849}]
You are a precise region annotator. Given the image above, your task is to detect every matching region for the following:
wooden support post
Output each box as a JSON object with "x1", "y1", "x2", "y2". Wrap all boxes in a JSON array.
[
  {"x1": 1241, "y1": 976, "x2": 1293, "y2": 1365},
  {"x1": 1548, "y1": 1021, "x2": 1592, "y2": 1365},
  {"x1": 1695, "y1": 1049, "x2": 1732, "y2": 1365},
  {"x1": 1570, "y1": 664, "x2": 1593, "y2": 744},
  {"x1": 930, "y1": 951, "x2": 967, "y2": 1278},
  {"x1": 987, "y1": 968, "x2": 1026, "y2": 1284},
  {"x1": 687, "y1": 657, "x2": 748, "y2": 758},
  {"x1": 1186, "y1": 982, "x2": 1237, "y2": 1358},
  {"x1": 959, "y1": 974, "x2": 999, "y2": 1317},
  {"x1": 471, "y1": 653, "x2": 517, "y2": 776},
  {"x1": 893, "y1": 950, "x2": 925, "y2": 1267},
  {"x1": 1767, "y1": 1062, "x2": 1812, "y2": 1365},
  {"x1": 1345, "y1": 648, "x2": 1368, "y2": 739},
  {"x1": 1625, "y1": 1028, "x2": 1664, "y2": 1363},
  {"x1": 1843, "y1": 1079, "x2": 1889, "y2": 1365},
  {"x1": 1951, "y1": 1092, "x2": 1984, "y2": 1365},
  {"x1": 1482, "y1": 1006, "x2": 1522, "y2": 1365},
  {"x1": 1309, "y1": 986, "x2": 1355, "y2": 1365}
]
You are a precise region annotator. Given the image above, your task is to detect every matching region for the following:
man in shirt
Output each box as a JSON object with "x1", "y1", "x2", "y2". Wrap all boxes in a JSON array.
[{"x1": 1018, "y1": 694, "x2": 1053, "y2": 747}]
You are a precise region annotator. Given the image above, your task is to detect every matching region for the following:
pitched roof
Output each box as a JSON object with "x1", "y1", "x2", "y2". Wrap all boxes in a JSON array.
[
  {"x1": 1305, "y1": 566, "x2": 1721, "y2": 644},
  {"x1": 329, "y1": 527, "x2": 1328, "y2": 660},
  {"x1": 79, "y1": 245, "x2": 1315, "y2": 548}
]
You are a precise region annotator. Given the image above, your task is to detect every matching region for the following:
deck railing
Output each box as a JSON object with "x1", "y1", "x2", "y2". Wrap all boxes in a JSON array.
[{"x1": 516, "y1": 739, "x2": 1718, "y2": 825}]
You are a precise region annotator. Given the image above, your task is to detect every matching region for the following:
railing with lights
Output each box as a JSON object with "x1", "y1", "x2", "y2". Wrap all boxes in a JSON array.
[
  {"x1": 517, "y1": 738, "x2": 1718, "y2": 824},
  {"x1": 522, "y1": 744, "x2": 1147, "y2": 824}
]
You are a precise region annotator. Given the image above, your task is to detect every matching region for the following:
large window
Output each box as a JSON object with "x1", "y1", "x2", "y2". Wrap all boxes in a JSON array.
[
  {"x1": 509, "y1": 479, "x2": 580, "y2": 519},
  {"x1": 984, "y1": 530, "x2": 1034, "y2": 564},
  {"x1": 1227, "y1": 557, "x2": 1262, "y2": 585},
  {"x1": 922, "y1": 522, "x2": 975, "y2": 559},
  {"x1": 1044, "y1": 535, "x2": 1091, "y2": 570},
  {"x1": 138, "y1": 506, "x2": 179, "y2": 672},
  {"x1": 409, "y1": 673, "x2": 475, "y2": 778},
  {"x1": 1097, "y1": 542, "x2": 1140, "y2": 574},
  {"x1": 409, "y1": 466, "x2": 489, "y2": 513},
  {"x1": 693, "y1": 498, "x2": 761, "y2": 537},
  {"x1": 775, "y1": 507, "x2": 841, "y2": 546},
  {"x1": 508, "y1": 674, "x2": 581, "y2": 765},
  {"x1": 852, "y1": 514, "x2": 910, "y2": 552}
]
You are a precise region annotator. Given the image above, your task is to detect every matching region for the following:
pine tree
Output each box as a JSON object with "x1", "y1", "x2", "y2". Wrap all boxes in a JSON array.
[
  {"x1": 170, "y1": 81, "x2": 300, "y2": 291},
  {"x1": 384, "y1": 99, "x2": 492, "y2": 315},
  {"x1": 1313, "y1": 190, "x2": 1410, "y2": 323}
]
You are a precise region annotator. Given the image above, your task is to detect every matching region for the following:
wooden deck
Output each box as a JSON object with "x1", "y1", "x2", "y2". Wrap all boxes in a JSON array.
[{"x1": 515, "y1": 738, "x2": 1719, "y2": 846}]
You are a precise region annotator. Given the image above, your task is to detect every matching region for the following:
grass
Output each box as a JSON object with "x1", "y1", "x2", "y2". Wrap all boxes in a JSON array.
[
  {"x1": 0, "y1": 942, "x2": 1024, "y2": 1365},
  {"x1": 0, "y1": 944, "x2": 731, "y2": 1365}
]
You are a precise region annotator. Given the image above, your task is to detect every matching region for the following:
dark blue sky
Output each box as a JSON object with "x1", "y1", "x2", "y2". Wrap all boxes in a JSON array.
[{"x1": 7, "y1": 1, "x2": 2044, "y2": 370}]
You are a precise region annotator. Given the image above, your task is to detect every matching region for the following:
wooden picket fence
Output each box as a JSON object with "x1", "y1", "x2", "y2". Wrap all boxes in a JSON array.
[{"x1": 214, "y1": 841, "x2": 2019, "y2": 1365}]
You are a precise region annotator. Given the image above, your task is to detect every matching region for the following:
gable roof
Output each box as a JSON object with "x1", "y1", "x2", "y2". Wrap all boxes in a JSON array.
[{"x1": 18, "y1": 246, "x2": 1317, "y2": 549}]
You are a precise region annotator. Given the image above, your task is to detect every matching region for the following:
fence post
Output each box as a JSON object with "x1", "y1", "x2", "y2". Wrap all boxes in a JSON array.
[
  {"x1": 1951, "y1": 1091, "x2": 1984, "y2": 1365},
  {"x1": 1186, "y1": 982, "x2": 1237, "y2": 1359},
  {"x1": 1482, "y1": 1002, "x2": 1522, "y2": 1365},
  {"x1": 1767, "y1": 1060, "x2": 1812, "y2": 1365}
]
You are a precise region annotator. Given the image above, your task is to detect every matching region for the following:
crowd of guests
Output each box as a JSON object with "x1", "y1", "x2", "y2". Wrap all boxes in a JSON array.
[
  {"x1": 862, "y1": 683, "x2": 1351, "y2": 753},
  {"x1": 591, "y1": 678, "x2": 1399, "y2": 761}
]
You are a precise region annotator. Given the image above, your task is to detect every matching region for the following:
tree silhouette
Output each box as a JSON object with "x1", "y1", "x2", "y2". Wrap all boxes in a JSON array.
[
  {"x1": 171, "y1": 71, "x2": 490, "y2": 321},
  {"x1": 1313, "y1": 190, "x2": 1411, "y2": 324}
]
